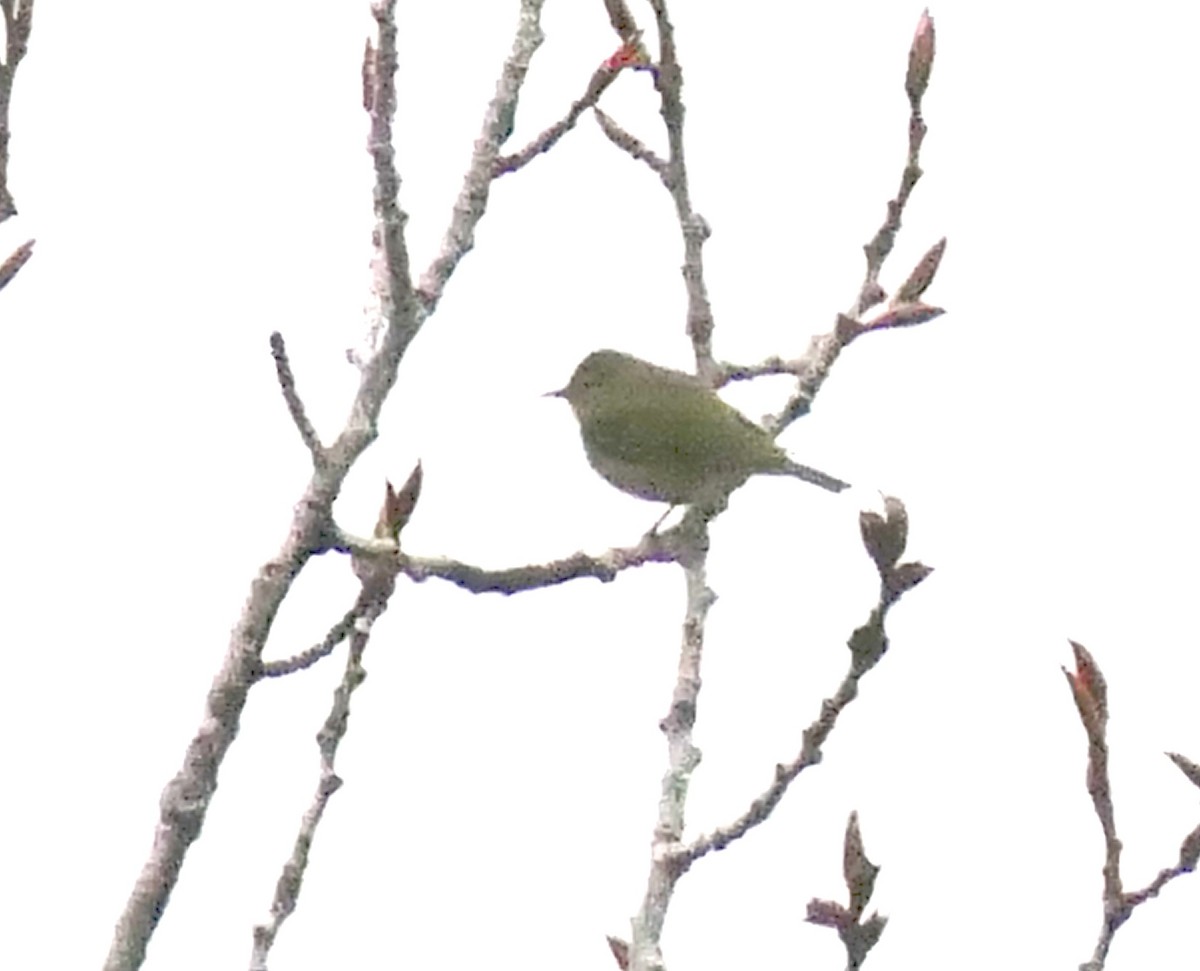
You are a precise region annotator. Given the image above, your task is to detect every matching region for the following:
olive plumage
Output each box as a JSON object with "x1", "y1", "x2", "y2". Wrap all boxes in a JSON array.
[{"x1": 551, "y1": 349, "x2": 848, "y2": 505}]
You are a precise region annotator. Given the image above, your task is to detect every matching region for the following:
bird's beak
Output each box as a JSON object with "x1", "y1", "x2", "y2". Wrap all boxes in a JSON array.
[{"x1": 543, "y1": 387, "x2": 566, "y2": 399}]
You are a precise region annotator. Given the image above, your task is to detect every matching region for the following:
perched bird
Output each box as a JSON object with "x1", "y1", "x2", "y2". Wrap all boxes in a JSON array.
[{"x1": 550, "y1": 349, "x2": 849, "y2": 506}]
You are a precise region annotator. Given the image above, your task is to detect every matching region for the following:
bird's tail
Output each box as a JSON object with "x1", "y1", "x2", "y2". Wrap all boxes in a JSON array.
[{"x1": 778, "y1": 459, "x2": 850, "y2": 493}]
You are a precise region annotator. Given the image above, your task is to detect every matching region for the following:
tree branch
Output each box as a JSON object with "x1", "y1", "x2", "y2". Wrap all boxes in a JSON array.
[
  {"x1": 629, "y1": 515, "x2": 714, "y2": 971},
  {"x1": 104, "y1": 3, "x2": 429, "y2": 965},
  {"x1": 0, "y1": 0, "x2": 34, "y2": 222},
  {"x1": 329, "y1": 524, "x2": 681, "y2": 595},
  {"x1": 250, "y1": 569, "x2": 399, "y2": 967},
  {"x1": 415, "y1": 0, "x2": 549, "y2": 309},
  {"x1": 627, "y1": 500, "x2": 929, "y2": 971},
  {"x1": 645, "y1": 0, "x2": 715, "y2": 371},
  {"x1": 270, "y1": 331, "x2": 325, "y2": 463},
  {"x1": 593, "y1": 108, "x2": 669, "y2": 181},
  {"x1": 103, "y1": 4, "x2": 554, "y2": 964},
  {"x1": 772, "y1": 10, "x2": 943, "y2": 431}
]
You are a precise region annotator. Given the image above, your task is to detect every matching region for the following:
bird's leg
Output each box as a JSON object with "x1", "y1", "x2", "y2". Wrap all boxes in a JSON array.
[{"x1": 646, "y1": 504, "x2": 677, "y2": 536}]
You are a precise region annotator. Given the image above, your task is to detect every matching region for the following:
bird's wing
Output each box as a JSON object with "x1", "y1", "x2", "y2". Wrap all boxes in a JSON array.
[{"x1": 587, "y1": 393, "x2": 771, "y2": 482}]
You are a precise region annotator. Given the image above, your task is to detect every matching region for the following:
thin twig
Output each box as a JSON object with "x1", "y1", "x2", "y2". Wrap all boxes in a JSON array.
[
  {"x1": 330, "y1": 523, "x2": 681, "y2": 595},
  {"x1": 249, "y1": 4, "x2": 554, "y2": 963},
  {"x1": 629, "y1": 513, "x2": 714, "y2": 971},
  {"x1": 593, "y1": 108, "x2": 669, "y2": 181},
  {"x1": 493, "y1": 64, "x2": 621, "y2": 178},
  {"x1": 850, "y1": 10, "x2": 936, "y2": 321},
  {"x1": 1069, "y1": 647, "x2": 1200, "y2": 970},
  {"x1": 616, "y1": 8, "x2": 733, "y2": 951},
  {"x1": 103, "y1": 5, "x2": 426, "y2": 968},
  {"x1": 256, "y1": 606, "x2": 360, "y2": 678},
  {"x1": 772, "y1": 11, "x2": 941, "y2": 431},
  {"x1": 682, "y1": 501, "x2": 928, "y2": 863},
  {"x1": 602, "y1": 0, "x2": 641, "y2": 46},
  {"x1": 416, "y1": 0, "x2": 549, "y2": 310},
  {"x1": 628, "y1": 499, "x2": 928, "y2": 971},
  {"x1": 358, "y1": 0, "x2": 416, "y2": 364},
  {"x1": 0, "y1": 0, "x2": 34, "y2": 222},
  {"x1": 683, "y1": 610, "x2": 881, "y2": 863},
  {"x1": 269, "y1": 332, "x2": 325, "y2": 462},
  {"x1": 720, "y1": 354, "x2": 815, "y2": 384},
  {"x1": 250, "y1": 574, "x2": 396, "y2": 968},
  {"x1": 491, "y1": 0, "x2": 654, "y2": 179},
  {"x1": 645, "y1": 0, "x2": 716, "y2": 371}
]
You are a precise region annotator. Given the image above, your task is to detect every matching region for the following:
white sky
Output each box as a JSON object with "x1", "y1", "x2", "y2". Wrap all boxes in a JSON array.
[{"x1": 2, "y1": 2, "x2": 1198, "y2": 969}]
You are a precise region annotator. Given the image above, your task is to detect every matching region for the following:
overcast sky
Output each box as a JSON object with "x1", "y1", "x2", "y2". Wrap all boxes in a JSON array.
[{"x1": 2, "y1": 2, "x2": 1198, "y2": 970}]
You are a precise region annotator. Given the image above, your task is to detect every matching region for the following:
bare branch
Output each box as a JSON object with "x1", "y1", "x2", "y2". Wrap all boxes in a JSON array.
[
  {"x1": 619, "y1": 11, "x2": 942, "y2": 967},
  {"x1": 256, "y1": 607, "x2": 360, "y2": 679},
  {"x1": 331, "y1": 525, "x2": 681, "y2": 595},
  {"x1": 251, "y1": 570, "x2": 397, "y2": 967},
  {"x1": 645, "y1": 0, "x2": 716, "y2": 370},
  {"x1": 269, "y1": 331, "x2": 325, "y2": 462},
  {"x1": 602, "y1": 0, "x2": 641, "y2": 46},
  {"x1": 0, "y1": 0, "x2": 34, "y2": 222},
  {"x1": 361, "y1": 0, "x2": 416, "y2": 360},
  {"x1": 624, "y1": 501, "x2": 928, "y2": 971},
  {"x1": 1121, "y1": 860, "x2": 1196, "y2": 911},
  {"x1": 1069, "y1": 645, "x2": 1198, "y2": 970},
  {"x1": 681, "y1": 501, "x2": 929, "y2": 865},
  {"x1": 629, "y1": 517, "x2": 714, "y2": 971},
  {"x1": 625, "y1": 490, "x2": 905, "y2": 971},
  {"x1": 416, "y1": 0, "x2": 549, "y2": 309},
  {"x1": 850, "y1": 10, "x2": 937, "y2": 320},
  {"x1": 593, "y1": 108, "x2": 669, "y2": 181},
  {"x1": 104, "y1": 5, "x2": 427, "y2": 966},
  {"x1": 719, "y1": 354, "x2": 807, "y2": 384},
  {"x1": 492, "y1": 63, "x2": 622, "y2": 178},
  {"x1": 103, "y1": 535, "x2": 316, "y2": 971},
  {"x1": 769, "y1": 10, "x2": 942, "y2": 431},
  {"x1": 249, "y1": 767, "x2": 343, "y2": 971},
  {"x1": 766, "y1": 327, "x2": 846, "y2": 432}
]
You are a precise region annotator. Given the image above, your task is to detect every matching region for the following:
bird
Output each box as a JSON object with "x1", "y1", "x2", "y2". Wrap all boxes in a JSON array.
[{"x1": 549, "y1": 349, "x2": 849, "y2": 506}]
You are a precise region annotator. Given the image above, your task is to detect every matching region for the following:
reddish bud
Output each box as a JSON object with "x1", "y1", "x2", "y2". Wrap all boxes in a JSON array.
[
  {"x1": 0, "y1": 238, "x2": 35, "y2": 293},
  {"x1": 1063, "y1": 640, "x2": 1108, "y2": 742},
  {"x1": 906, "y1": 9, "x2": 936, "y2": 107},
  {"x1": 859, "y1": 496, "x2": 909, "y2": 572},
  {"x1": 886, "y1": 561, "x2": 933, "y2": 597},
  {"x1": 605, "y1": 936, "x2": 630, "y2": 970},
  {"x1": 894, "y1": 237, "x2": 947, "y2": 304},
  {"x1": 1180, "y1": 824, "x2": 1200, "y2": 871},
  {"x1": 843, "y1": 812, "x2": 880, "y2": 920},
  {"x1": 375, "y1": 462, "x2": 423, "y2": 541},
  {"x1": 604, "y1": 41, "x2": 649, "y2": 71},
  {"x1": 1168, "y1": 752, "x2": 1200, "y2": 790}
]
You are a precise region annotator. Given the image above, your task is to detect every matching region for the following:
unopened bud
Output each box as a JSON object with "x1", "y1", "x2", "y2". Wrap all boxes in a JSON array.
[{"x1": 906, "y1": 9, "x2": 936, "y2": 107}]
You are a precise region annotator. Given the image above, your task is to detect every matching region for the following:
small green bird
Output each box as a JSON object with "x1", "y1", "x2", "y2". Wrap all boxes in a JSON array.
[{"x1": 550, "y1": 349, "x2": 849, "y2": 506}]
